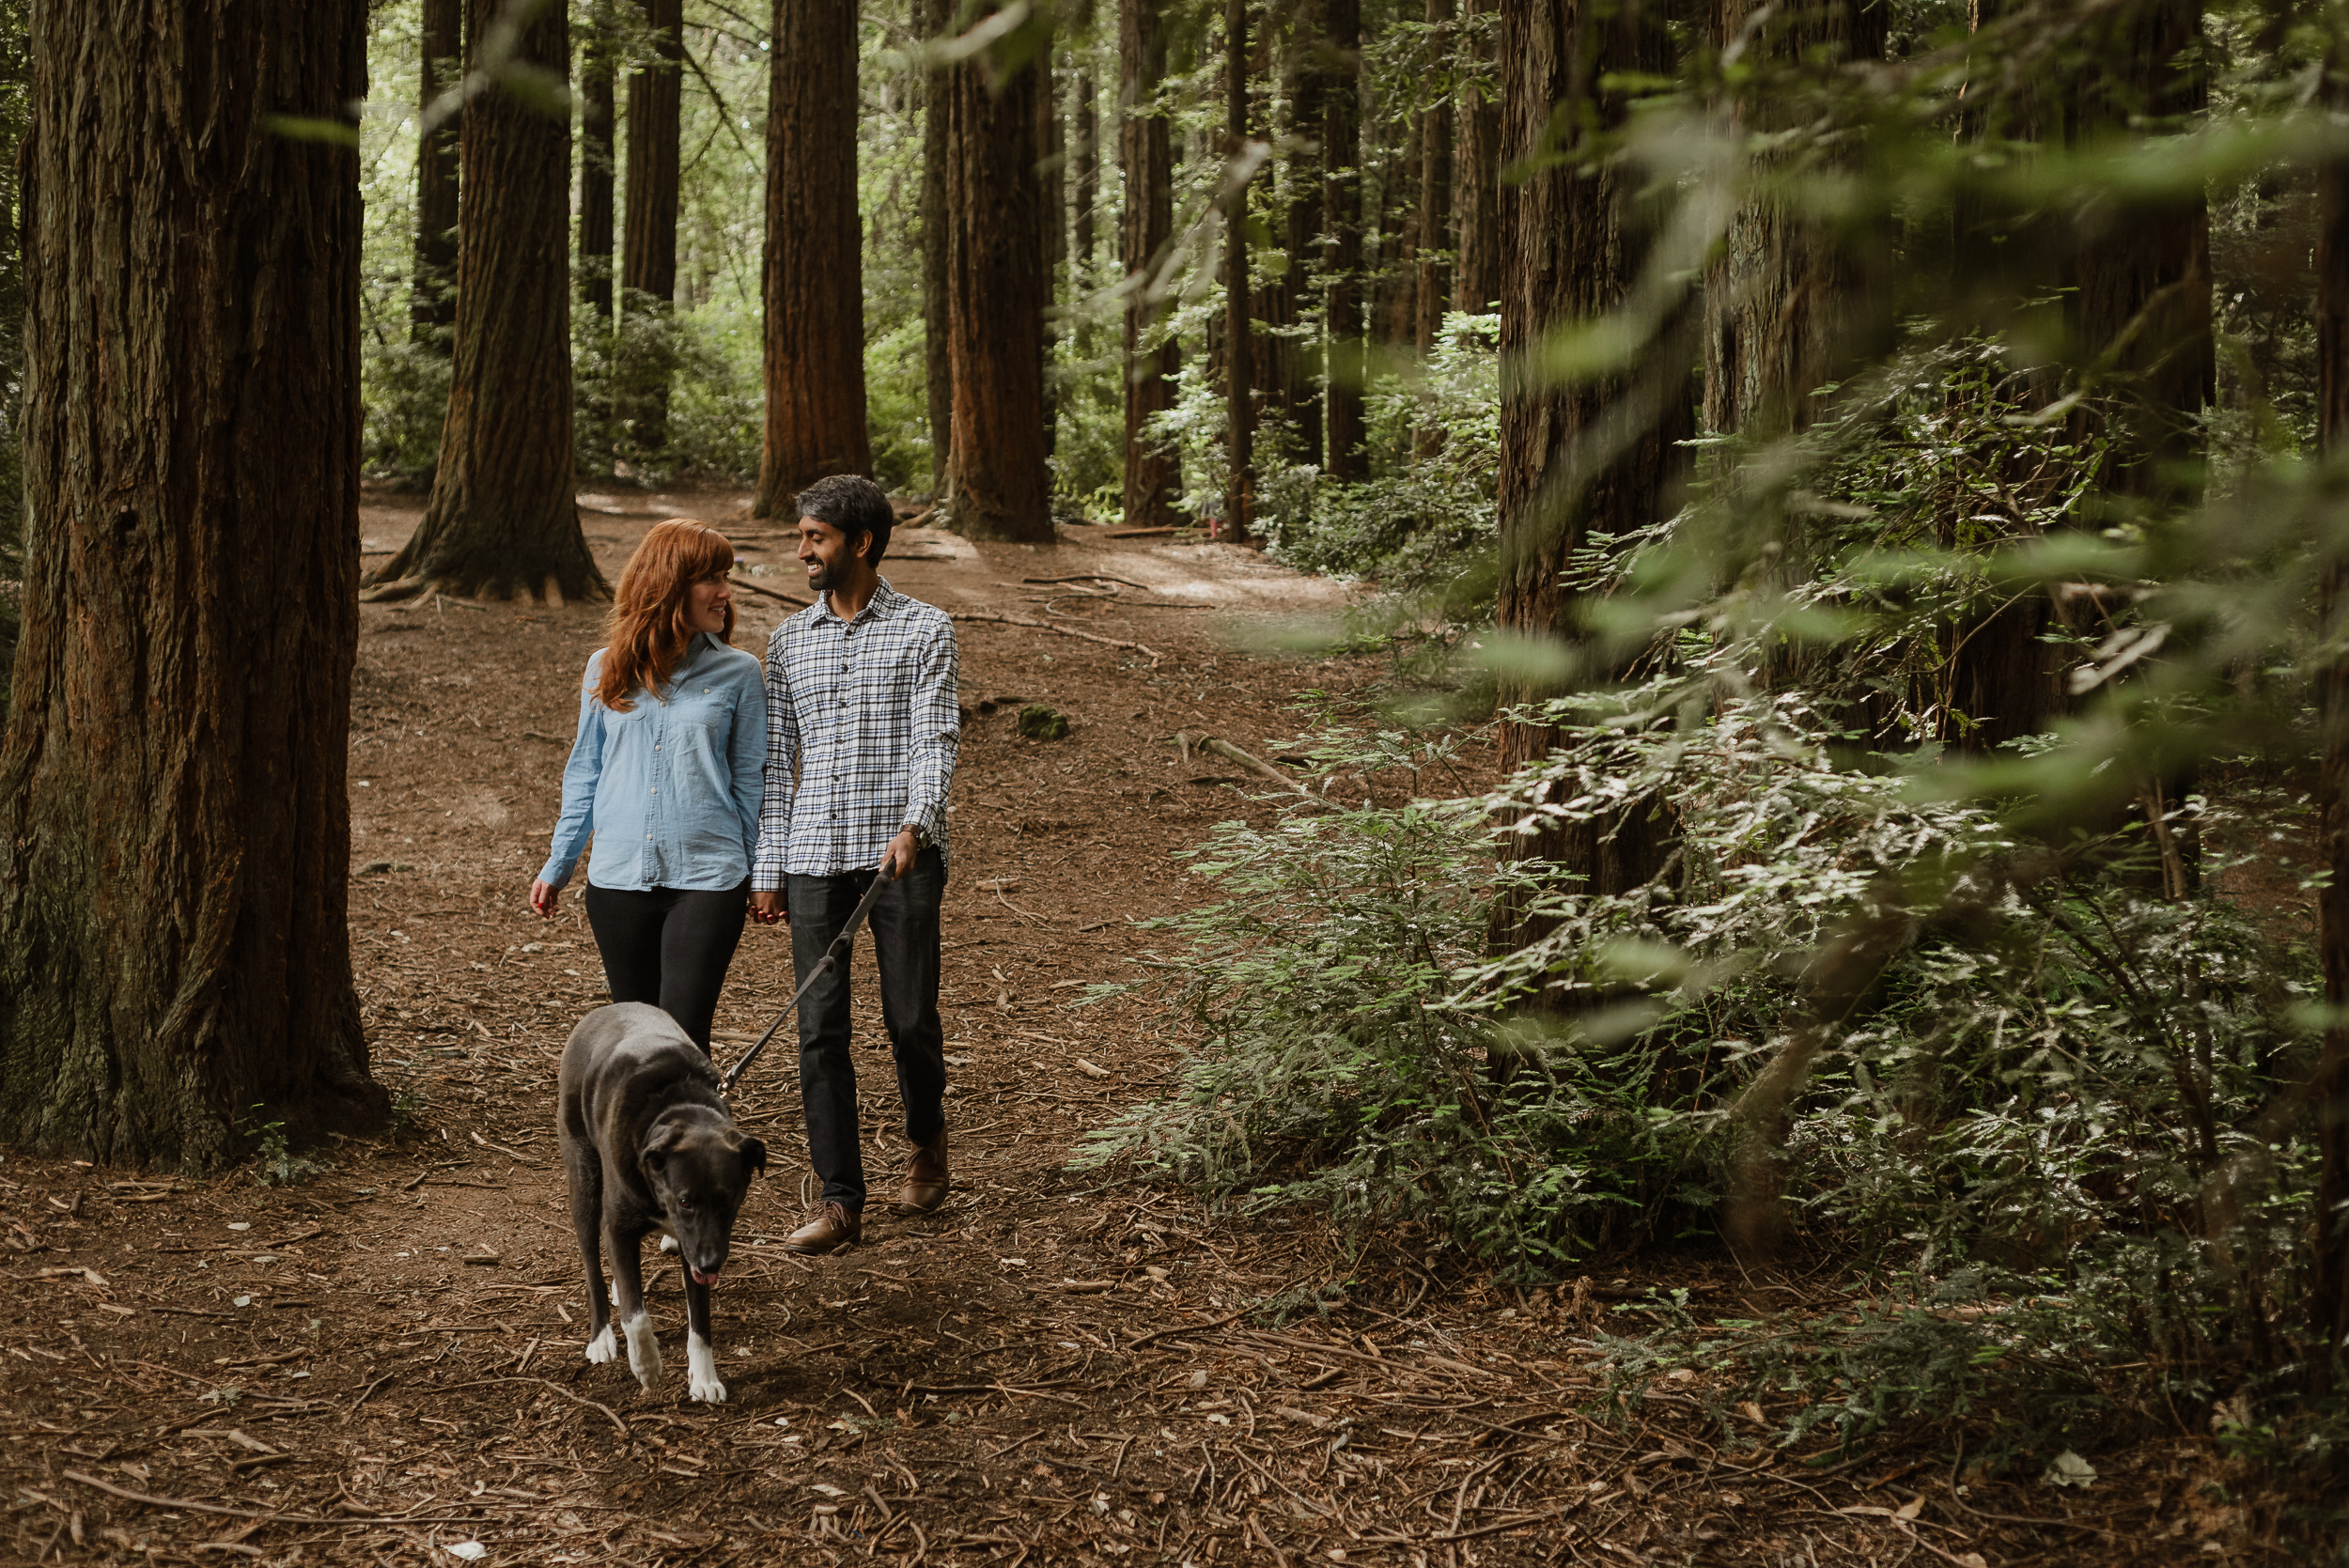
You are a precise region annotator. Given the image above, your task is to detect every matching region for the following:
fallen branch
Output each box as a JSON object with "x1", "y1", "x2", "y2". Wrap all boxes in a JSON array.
[
  {"x1": 429, "y1": 1376, "x2": 631, "y2": 1438},
  {"x1": 1104, "y1": 526, "x2": 1178, "y2": 539},
  {"x1": 1174, "y1": 732, "x2": 1318, "y2": 803},
  {"x1": 727, "y1": 575, "x2": 813, "y2": 608},
  {"x1": 950, "y1": 611, "x2": 1159, "y2": 664},
  {"x1": 1023, "y1": 574, "x2": 1151, "y2": 591},
  {"x1": 60, "y1": 1470, "x2": 506, "y2": 1528}
]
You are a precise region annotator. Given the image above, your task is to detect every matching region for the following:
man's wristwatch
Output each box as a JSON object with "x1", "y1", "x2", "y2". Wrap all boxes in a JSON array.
[{"x1": 903, "y1": 824, "x2": 928, "y2": 850}]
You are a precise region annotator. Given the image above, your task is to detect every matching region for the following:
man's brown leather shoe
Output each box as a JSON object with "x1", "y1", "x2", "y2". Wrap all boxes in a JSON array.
[
  {"x1": 783, "y1": 1200, "x2": 862, "y2": 1255},
  {"x1": 892, "y1": 1133, "x2": 950, "y2": 1216}
]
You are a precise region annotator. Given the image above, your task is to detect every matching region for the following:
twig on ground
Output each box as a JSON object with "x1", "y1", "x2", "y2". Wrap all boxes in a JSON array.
[
  {"x1": 728, "y1": 576, "x2": 813, "y2": 608},
  {"x1": 1174, "y1": 733, "x2": 1318, "y2": 803},
  {"x1": 950, "y1": 611, "x2": 1160, "y2": 664},
  {"x1": 430, "y1": 1376, "x2": 630, "y2": 1438}
]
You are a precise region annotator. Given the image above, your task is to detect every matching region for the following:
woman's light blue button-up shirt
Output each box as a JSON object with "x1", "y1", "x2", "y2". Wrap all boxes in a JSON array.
[{"x1": 537, "y1": 633, "x2": 768, "y2": 893}]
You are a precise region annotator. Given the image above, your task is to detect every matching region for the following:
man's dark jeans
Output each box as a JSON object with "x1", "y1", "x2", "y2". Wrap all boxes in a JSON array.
[{"x1": 787, "y1": 846, "x2": 947, "y2": 1212}]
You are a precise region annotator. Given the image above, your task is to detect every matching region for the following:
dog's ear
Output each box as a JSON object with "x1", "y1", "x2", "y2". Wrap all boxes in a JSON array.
[
  {"x1": 641, "y1": 1118, "x2": 686, "y2": 1176},
  {"x1": 736, "y1": 1136, "x2": 768, "y2": 1178}
]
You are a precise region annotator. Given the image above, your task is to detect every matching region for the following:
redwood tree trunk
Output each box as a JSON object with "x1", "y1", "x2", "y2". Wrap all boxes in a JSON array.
[
  {"x1": 1223, "y1": 0, "x2": 1254, "y2": 542},
  {"x1": 922, "y1": 0, "x2": 954, "y2": 493},
  {"x1": 373, "y1": 0, "x2": 602, "y2": 603},
  {"x1": 1119, "y1": 0, "x2": 1181, "y2": 529},
  {"x1": 1415, "y1": 0, "x2": 1455, "y2": 361},
  {"x1": 1073, "y1": 70, "x2": 1098, "y2": 267},
  {"x1": 580, "y1": 22, "x2": 615, "y2": 322},
  {"x1": 1703, "y1": 0, "x2": 1887, "y2": 436},
  {"x1": 1278, "y1": 4, "x2": 1325, "y2": 468},
  {"x1": 1492, "y1": 0, "x2": 1686, "y2": 887},
  {"x1": 1454, "y1": 0, "x2": 1501, "y2": 317},
  {"x1": 411, "y1": 0, "x2": 460, "y2": 349},
  {"x1": 0, "y1": 0, "x2": 382, "y2": 1165},
  {"x1": 621, "y1": 0, "x2": 682, "y2": 458},
  {"x1": 2311, "y1": 40, "x2": 2349, "y2": 1374},
  {"x1": 1324, "y1": 0, "x2": 1365, "y2": 480},
  {"x1": 756, "y1": 0, "x2": 873, "y2": 516},
  {"x1": 1377, "y1": 120, "x2": 1422, "y2": 346},
  {"x1": 947, "y1": 17, "x2": 1054, "y2": 542}
]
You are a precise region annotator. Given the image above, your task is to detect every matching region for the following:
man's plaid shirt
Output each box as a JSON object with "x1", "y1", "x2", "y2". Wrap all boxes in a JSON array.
[{"x1": 751, "y1": 578, "x2": 959, "y2": 885}]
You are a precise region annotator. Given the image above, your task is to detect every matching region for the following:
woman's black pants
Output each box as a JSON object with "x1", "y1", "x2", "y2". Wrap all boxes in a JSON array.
[{"x1": 582, "y1": 880, "x2": 749, "y2": 1052}]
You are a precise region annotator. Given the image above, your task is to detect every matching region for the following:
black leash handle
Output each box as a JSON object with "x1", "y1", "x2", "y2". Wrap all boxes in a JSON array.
[{"x1": 719, "y1": 862, "x2": 894, "y2": 1097}]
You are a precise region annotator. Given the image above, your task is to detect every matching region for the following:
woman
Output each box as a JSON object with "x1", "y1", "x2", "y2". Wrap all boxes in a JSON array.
[{"x1": 531, "y1": 520, "x2": 766, "y2": 1053}]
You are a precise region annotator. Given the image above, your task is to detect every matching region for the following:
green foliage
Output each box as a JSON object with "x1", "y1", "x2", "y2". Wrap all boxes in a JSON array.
[{"x1": 243, "y1": 1108, "x2": 324, "y2": 1188}]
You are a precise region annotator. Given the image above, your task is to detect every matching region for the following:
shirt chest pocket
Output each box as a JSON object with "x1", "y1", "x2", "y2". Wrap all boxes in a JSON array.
[{"x1": 667, "y1": 684, "x2": 733, "y2": 738}]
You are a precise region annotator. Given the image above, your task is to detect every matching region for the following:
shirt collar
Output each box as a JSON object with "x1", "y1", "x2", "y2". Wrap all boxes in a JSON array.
[{"x1": 814, "y1": 577, "x2": 902, "y2": 627}]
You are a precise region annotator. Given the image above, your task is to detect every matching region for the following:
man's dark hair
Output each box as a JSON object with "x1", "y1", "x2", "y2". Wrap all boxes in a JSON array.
[{"x1": 797, "y1": 474, "x2": 896, "y2": 565}]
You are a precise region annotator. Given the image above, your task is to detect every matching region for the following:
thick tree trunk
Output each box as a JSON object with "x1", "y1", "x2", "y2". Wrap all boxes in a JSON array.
[
  {"x1": 1703, "y1": 0, "x2": 1885, "y2": 431},
  {"x1": 1038, "y1": 43, "x2": 1063, "y2": 459},
  {"x1": 621, "y1": 0, "x2": 682, "y2": 458},
  {"x1": 1119, "y1": 0, "x2": 1181, "y2": 530},
  {"x1": 1454, "y1": 0, "x2": 1501, "y2": 317},
  {"x1": 1414, "y1": 0, "x2": 1455, "y2": 458},
  {"x1": 1223, "y1": 0, "x2": 1254, "y2": 541},
  {"x1": 947, "y1": 15, "x2": 1055, "y2": 543},
  {"x1": 2066, "y1": 0, "x2": 2210, "y2": 504},
  {"x1": 411, "y1": 0, "x2": 461, "y2": 349},
  {"x1": 1073, "y1": 70, "x2": 1098, "y2": 267},
  {"x1": 1279, "y1": 5, "x2": 1326, "y2": 469},
  {"x1": 1324, "y1": 0, "x2": 1366, "y2": 481},
  {"x1": 374, "y1": 1, "x2": 602, "y2": 603},
  {"x1": 2311, "y1": 39, "x2": 2349, "y2": 1376},
  {"x1": 922, "y1": 0, "x2": 955, "y2": 494},
  {"x1": 1492, "y1": 0, "x2": 1686, "y2": 887},
  {"x1": 755, "y1": 0, "x2": 872, "y2": 517},
  {"x1": 1415, "y1": 0, "x2": 1455, "y2": 359},
  {"x1": 1377, "y1": 122, "x2": 1422, "y2": 347},
  {"x1": 0, "y1": 0, "x2": 382, "y2": 1165},
  {"x1": 580, "y1": 23, "x2": 615, "y2": 322}
]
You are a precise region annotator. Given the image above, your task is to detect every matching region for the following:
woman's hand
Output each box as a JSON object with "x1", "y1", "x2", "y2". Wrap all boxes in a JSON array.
[{"x1": 530, "y1": 879, "x2": 561, "y2": 919}]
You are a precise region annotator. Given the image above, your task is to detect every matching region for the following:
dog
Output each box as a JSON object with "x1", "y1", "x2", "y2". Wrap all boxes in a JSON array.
[{"x1": 558, "y1": 1002, "x2": 767, "y2": 1403}]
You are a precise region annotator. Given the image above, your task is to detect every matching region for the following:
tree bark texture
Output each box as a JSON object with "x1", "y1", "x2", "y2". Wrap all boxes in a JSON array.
[
  {"x1": 411, "y1": 0, "x2": 461, "y2": 349},
  {"x1": 621, "y1": 0, "x2": 682, "y2": 455},
  {"x1": 947, "y1": 21, "x2": 1055, "y2": 543},
  {"x1": 2312, "y1": 46, "x2": 2349, "y2": 1377},
  {"x1": 922, "y1": 0, "x2": 955, "y2": 493},
  {"x1": 1038, "y1": 42, "x2": 1063, "y2": 459},
  {"x1": 1324, "y1": 0, "x2": 1366, "y2": 480},
  {"x1": 579, "y1": 23, "x2": 615, "y2": 321},
  {"x1": 1278, "y1": 4, "x2": 1326, "y2": 468},
  {"x1": 1492, "y1": 0, "x2": 1687, "y2": 890},
  {"x1": 1701, "y1": 0, "x2": 1885, "y2": 437},
  {"x1": 1377, "y1": 120, "x2": 1422, "y2": 346},
  {"x1": 1415, "y1": 0, "x2": 1455, "y2": 360},
  {"x1": 2064, "y1": 0, "x2": 2210, "y2": 504},
  {"x1": 1222, "y1": 0, "x2": 1254, "y2": 541},
  {"x1": 1454, "y1": 0, "x2": 1501, "y2": 316},
  {"x1": 375, "y1": 0, "x2": 602, "y2": 603},
  {"x1": 1119, "y1": 0, "x2": 1181, "y2": 530},
  {"x1": 0, "y1": 0, "x2": 382, "y2": 1164},
  {"x1": 1073, "y1": 70, "x2": 1098, "y2": 266},
  {"x1": 755, "y1": 0, "x2": 873, "y2": 517}
]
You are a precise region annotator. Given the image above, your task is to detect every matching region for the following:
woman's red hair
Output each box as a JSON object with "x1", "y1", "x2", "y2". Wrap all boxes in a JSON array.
[{"x1": 596, "y1": 520, "x2": 737, "y2": 712}]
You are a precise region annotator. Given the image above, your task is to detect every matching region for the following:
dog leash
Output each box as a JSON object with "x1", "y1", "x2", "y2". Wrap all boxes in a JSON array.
[{"x1": 719, "y1": 862, "x2": 895, "y2": 1097}]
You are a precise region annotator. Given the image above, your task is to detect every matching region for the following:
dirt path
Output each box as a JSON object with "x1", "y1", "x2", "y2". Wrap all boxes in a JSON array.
[{"x1": 0, "y1": 491, "x2": 2201, "y2": 1566}]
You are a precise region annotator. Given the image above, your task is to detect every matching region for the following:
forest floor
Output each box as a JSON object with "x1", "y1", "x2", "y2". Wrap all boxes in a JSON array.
[{"x1": 0, "y1": 489, "x2": 2298, "y2": 1566}]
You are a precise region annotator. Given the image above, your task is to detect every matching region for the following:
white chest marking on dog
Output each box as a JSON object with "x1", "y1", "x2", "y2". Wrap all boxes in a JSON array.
[
  {"x1": 687, "y1": 1330, "x2": 725, "y2": 1404},
  {"x1": 621, "y1": 1311, "x2": 662, "y2": 1391},
  {"x1": 584, "y1": 1324, "x2": 617, "y2": 1364}
]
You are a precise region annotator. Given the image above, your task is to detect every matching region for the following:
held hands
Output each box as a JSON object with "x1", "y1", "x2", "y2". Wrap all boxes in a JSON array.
[
  {"x1": 749, "y1": 830, "x2": 915, "y2": 926},
  {"x1": 530, "y1": 879, "x2": 560, "y2": 919}
]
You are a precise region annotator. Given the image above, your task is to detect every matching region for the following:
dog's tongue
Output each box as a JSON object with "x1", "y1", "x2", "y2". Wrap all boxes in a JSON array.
[{"x1": 690, "y1": 1266, "x2": 720, "y2": 1286}]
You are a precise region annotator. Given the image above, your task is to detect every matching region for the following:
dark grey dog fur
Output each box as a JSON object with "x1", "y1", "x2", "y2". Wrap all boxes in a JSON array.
[{"x1": 557, "y1": 1002, "x2": 766, "y2": 1403}]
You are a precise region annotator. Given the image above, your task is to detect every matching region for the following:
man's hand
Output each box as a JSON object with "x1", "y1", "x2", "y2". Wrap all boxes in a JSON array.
[
  {"x1": 750, "y1": 889, "x2": 787, "y2": 926},
  {"x1": 879, "y1": 827, "x2": 921, "y2": 882},
  {"x1": 530, "y1": 879, "x2": 560, "y2": 919}
]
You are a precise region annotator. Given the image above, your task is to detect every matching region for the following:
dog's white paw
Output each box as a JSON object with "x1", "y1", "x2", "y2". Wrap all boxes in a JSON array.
[
  {"x1": 687, "y1": 1331, "x2": 726, "y2": 1404},
  {"x1": 659, "y1": 1234, "x2": 678, "y2": 1255},
  {"x1": 621, "y1": 1312, "x2": 662, "y2": 1391},
  {"x1": 584, "y1": 1325, "x2": 617, "y2": 1364}
]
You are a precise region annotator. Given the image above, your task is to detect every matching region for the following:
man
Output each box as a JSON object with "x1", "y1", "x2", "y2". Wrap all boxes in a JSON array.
[{"x1": 749, "y1": 474, "x2": 959, "y2": 1255}]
